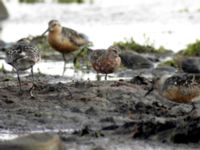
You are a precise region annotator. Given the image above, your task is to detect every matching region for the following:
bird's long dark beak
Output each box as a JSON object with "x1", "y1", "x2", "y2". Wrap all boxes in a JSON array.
[{"x1": 41, "y1": 28, "x2": 49, "y2": 36}]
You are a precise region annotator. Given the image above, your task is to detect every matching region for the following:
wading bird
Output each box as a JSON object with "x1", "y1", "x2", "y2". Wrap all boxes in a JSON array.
[
  {"x1": 5, "y1": 38, "x2": 40, "y2": 93},
  {"x1": 42, "y1": 19, "x2": 91, "y2": 75}
]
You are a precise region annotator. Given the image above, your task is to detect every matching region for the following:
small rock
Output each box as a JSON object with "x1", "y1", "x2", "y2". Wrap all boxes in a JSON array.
[
  {"x1": 85, "y1": 107, "x2": 98, "y2": 116},
  {"x1": 119, "y1": 51, "x2": 153, "y2": 69},
  {"x1": 181, "y1": 57, "x2": 200, "y2": 73},
  {"x1": 130, "y1": 75, "x2": 151, "y2": 86}
]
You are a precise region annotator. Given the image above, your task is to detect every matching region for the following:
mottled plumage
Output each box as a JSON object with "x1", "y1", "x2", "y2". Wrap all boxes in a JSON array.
[
  {"x1": 43, "y1": 19, "x2": 91, "y2": 75},
  {"x1": 145, "y1": 74, "x2": 200, "y2": 112},
  {"x1": 90, "y1": 46, "x2": 121, "y2": 80},
  {"x1": 5, "y1": 38, "x2": 40, "y2": 92},
  {"x1": 161, "y1": 74, "x2": 200, "y2": 103}
]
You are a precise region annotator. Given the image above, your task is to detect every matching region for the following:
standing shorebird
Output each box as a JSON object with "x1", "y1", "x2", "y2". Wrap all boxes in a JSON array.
[
  {"x1": 5, "y1": 38, "x2": 40, "y2": 93},
  {"x1": 42, "y1": 19, "x2": 91, "y2": 75},
  {"x1": 145, "y1": 74, "x2": 200, "y2": 111},
  {"x1": 89, "y1": 46, "x2": 121, "y2": 80}
]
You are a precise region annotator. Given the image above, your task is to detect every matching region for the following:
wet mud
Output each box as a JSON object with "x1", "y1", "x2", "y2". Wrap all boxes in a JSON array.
[{"x1": 0, "y1": 72, "x2": 200, "y2": 149}]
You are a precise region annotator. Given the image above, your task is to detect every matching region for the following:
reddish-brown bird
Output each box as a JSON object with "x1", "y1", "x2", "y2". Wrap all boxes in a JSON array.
[
  {"x1": 146, "y1": 74, "x2": 200, "y2": 111},
  {"x1": 42, "y1": 19, "x2": 91, "y2": 75},
  {"x1": 89, "y1": 46, "x2": 121, "y2": 80},
  {"x1": 160, "y1": 74, "x2": 200, "y2": 103}
]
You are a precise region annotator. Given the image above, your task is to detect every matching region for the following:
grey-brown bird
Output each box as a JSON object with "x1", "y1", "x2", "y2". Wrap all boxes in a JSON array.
[
  {"x1": 42, "y1": 19, "x2": 91, "y2": 75},
  {"x1": 5, "y1": 38, "x2": 40, "y2": 93},
  {"x1": 89, "y1": 46, "x2": 121, "y2": 80}
]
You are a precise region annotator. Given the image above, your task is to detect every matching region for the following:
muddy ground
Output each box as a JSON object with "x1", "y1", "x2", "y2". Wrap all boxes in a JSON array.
[{"x1": 0, "y1": 70, "x2": 200, "y2": 150}]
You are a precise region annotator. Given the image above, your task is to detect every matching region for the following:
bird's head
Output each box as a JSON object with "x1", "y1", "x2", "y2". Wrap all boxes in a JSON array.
[
  {"x1": 42, "y1": 19, "x2": 62, "y2": 35},
  {"x1": 108, "y1": 45, "x2": 121, "y2": 56}
]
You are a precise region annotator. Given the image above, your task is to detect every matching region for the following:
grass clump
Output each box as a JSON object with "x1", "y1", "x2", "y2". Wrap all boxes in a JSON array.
[
  {"x1": 113, "y1": 38, "x2": 171, "y2": 54},
  {"x1": 182, "y1": 40, "x2": 200, "y2": 56},
  {"x1": 57, "y1": 0, "x2": 84, "y2": 3},
  {"x1": 158, "y1": 59, "x2": 178, "y2": 68},
  {"x1": 19, "y1": 0, "x2": 44, "y2": 3},
  {"x1": 19, "y1": 0, "x2": 85, "y2": 3}
]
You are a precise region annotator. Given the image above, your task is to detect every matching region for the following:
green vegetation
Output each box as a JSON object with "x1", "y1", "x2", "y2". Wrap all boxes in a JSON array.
[
  {"x1": 178, "y1": 8, "x2": 189, "y2": 13},
  {"x1": 57, "y1": 0, "x2": 84, "y2": 3},
  {"x1": 113, "y1": 38, "x2": 171, "y2": 54},
  {"x1": 181, "y1": 40, "x2": 200, "y2": 56},
  {"x1": 19, "y1": 0, "x2": 44, "y2": 3},
  {"x1": 19, "y1": 0, "x2": 85, "y2": 3},
  {"x1": 73, "y1": 47, "x2": 91, "y2": 70},
  {"x1": 158, "y1": 59, "x2": 177, "y2": 68}
]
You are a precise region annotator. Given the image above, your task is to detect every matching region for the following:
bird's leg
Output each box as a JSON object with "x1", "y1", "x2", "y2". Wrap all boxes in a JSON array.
[
  {"x1": 105, "y1": 74, "x2": 108, "y2": 80},
  {"x1": 62, "y1": 53, "x2": 67, "y2": 76},
  {"x1": 31, "y1": 66, "x2": 34, "y2": 84},
  {"x1": 29, "y1": 66, "x2": 35, "y2": 98},
  {"x1": 16, "y1": 70, "x2": 22, "y2": 94},
  {"x1": 96, "y1": 73, "x2": 101, "y2": 81}
]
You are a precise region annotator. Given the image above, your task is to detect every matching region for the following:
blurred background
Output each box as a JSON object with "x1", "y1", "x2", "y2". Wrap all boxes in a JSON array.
[
  {"x1": 1, "y1": 0, "x2": 200, "y2": 80},
  {"x1": 1, "y1": 0, "x2": 200, "y2": 52}
]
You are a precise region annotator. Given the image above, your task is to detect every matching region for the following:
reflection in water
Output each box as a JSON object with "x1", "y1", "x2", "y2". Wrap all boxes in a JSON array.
[{"x1": 0, "y1": 59, "x2": 127, "y2": 81}]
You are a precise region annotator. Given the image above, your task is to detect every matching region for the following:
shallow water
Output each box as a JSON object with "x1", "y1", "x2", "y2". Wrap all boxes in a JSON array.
[
  {"x1": 0, "y1": 59, "x2": 130, "y2": 82},
  {"x1": 2, "y1": 0, "x2": 200, "y2": 52}
]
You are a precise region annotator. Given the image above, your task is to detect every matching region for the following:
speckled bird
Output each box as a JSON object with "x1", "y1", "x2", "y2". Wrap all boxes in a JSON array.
[
  {"x1": 145, "y1": 74, "x2": 200, "y2": 111},
  {"x1": 42, "y1": 19, "x2": 91, "y2": 75},
  {"x1": 90, "y1": 46, "x2": 121, "y2": 80},
  {"x1": 159, "y1": 74, "x2": 200, "y2": 103},
  {"x1": 5, "y1": 38, "x2": 40, "y2": 92}
]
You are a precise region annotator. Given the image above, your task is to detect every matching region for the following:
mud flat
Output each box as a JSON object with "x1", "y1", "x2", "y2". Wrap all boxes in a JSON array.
[{"x1": 0, "y1": 72, "x2": 199, "y2": 149}]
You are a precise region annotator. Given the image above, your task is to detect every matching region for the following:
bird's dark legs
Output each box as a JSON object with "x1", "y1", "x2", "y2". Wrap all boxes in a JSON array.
[
  {"x1": 31, "y1": 66, "x2": 34, "y2": 83},
  {"x1": 105, "y1": 74, "x2": 107, "y2": 80},
  {"x1": 16, "y1": 70, "x2": 22, "y2": 93},
  {"x1": 62, "y1": 53, "x2": 67, "y2": 76},
  {"x1": 29, "y1": 66, "x2": 35, "y2": 98}
]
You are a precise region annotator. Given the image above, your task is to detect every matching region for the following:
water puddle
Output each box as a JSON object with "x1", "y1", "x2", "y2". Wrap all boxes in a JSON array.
[
  {"x1": 0, "y1": 128, "x2": 75, "y2": 140},
  {"x1": 0, "y1": 59, "x2": 129, "y2": 82}
]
